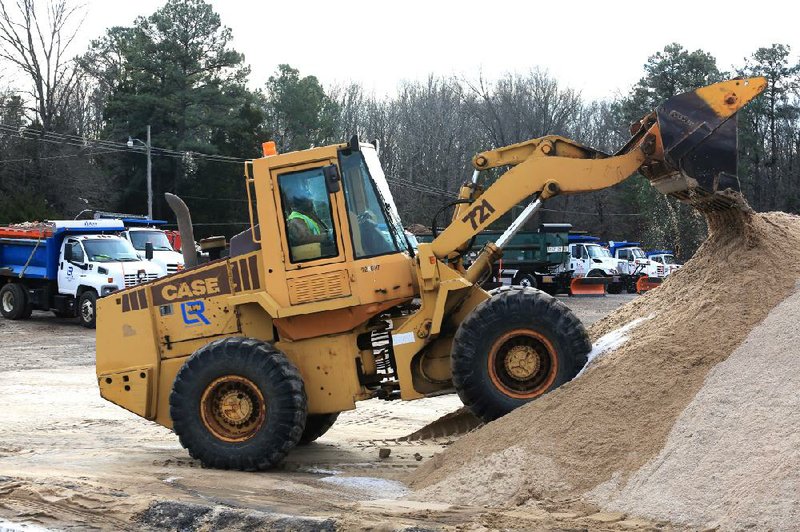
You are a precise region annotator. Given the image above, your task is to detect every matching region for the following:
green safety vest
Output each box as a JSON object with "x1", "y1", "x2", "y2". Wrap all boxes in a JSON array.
[{"x1": 288, "y1": 211, "x2": 321, "y2": 235}]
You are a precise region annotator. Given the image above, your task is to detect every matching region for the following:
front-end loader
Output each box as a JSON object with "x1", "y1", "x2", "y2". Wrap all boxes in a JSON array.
[{"x1": 96, "y1": 77, "x2": 765, "y2": 470}]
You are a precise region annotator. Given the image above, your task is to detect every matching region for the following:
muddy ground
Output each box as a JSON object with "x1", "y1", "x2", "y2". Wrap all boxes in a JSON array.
[{"x1": 0, "y1": 294, "x2": 672, "y2": 531}]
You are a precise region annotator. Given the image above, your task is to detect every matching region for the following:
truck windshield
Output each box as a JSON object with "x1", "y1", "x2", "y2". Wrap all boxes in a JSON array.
[
  {"x1": 83, "y1": 239, "x2": 140, "y2": 262},
  {"x1": 129, "y1": 230, "x2": 174, "y2": 251},
  {"x1": 630, "y1": 248, "x2": 647, "y2": 259},
  {"x1": 662, "y1": 254, "x2": 676, "y2": 264},
  {"x1": 587, "y1": 245, "x2": 611, "y2": 258}
]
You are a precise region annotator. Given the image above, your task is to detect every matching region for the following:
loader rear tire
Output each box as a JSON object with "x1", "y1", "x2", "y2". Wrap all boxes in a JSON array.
[
  {"x1": 451, "y1": 287, "x2": 590, "y2": 423},
  {"x1": 170, "y1": 337, "x2": 307, "y2": 471},
  {"x1": 298, "y1": 413, "x2": 339, "y2": 445},
  {"x1": 0, "y1": 283, "x2": 31, "y2": 320}
]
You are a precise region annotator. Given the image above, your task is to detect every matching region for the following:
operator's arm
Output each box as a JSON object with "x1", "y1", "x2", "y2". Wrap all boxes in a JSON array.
[{"x1": 287, "y1": 218, "x2": 327, "y2": 245}]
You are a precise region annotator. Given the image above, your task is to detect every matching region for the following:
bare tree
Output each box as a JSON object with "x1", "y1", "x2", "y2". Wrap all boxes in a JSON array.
[{"x1": 0, "y1": 0, "x2": 84, "y2": 129}]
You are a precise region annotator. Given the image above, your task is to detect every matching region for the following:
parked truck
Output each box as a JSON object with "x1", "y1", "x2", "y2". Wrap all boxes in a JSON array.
[
  {"x1": 0, "y1": 219, "x2": 163, "y2": 327},
  {"x1": 418, "y1": 224, "x2": 574, "y2": 294},
  {"x1": 559, "y1": 235, "x2": 620, "y2": 294},
  {"x1": 647, "y1": 250, "x2": 682, "y2": 276},
  {"x1": 606, "y1": 241, "x2": 664, "y2": 293},
  {"x1": 92, "y1": 212, "x2": 185, "y2": 276}
]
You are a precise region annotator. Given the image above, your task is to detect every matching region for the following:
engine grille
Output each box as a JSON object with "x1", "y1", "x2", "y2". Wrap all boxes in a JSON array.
[
  {"x1": 166, "y1": 263, "x2": 179, "y2": 274},
  {"x1": 124, "y1": 273, "x2": 159, "y2": 288},
  {"x1": 287, "y1": 270, "x2": 351, "y2": 305}
]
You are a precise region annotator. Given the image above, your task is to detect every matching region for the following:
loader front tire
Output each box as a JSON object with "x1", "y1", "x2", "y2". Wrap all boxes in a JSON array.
[
  {"x1": 0, "y1": 283, "x2": 31, "y2": 320},
  {"x1": 170, "y1": 337, "x2": 307, "y2": 471},
  {"x1": 298, "y1": 413, "x2": 339, "y2": 445},
  {"x1": 451, "y1": 287, "x2": 590, "y2": 423}
]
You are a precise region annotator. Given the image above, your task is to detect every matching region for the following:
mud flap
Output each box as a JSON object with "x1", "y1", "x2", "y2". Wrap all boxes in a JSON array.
[{"x1": 569, "y1": 276, "x2": 606, "y2": 297}]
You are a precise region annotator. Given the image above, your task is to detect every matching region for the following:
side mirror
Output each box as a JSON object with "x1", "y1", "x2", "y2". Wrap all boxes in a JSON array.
[
  {"x1": 64, "y1": 245, "x2": 73, "y2": 262},
  {"x1": 323, "y1": 164, "x2": 341, "y2": 193},
  {"x1": 145, "y1": 242, "x2": 154, "y2": 260}
]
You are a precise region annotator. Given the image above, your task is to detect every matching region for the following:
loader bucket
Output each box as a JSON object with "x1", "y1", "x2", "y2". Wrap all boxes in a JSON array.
[
  {"x1": 569, "y1": 276, "x2": 606, "y2": 297},
  {"x1": 634, "y1": 77, "x2": 767, "y2": 211},
  {"x1": 636, "y1": 275, "x2": 662, "y2": 294}
]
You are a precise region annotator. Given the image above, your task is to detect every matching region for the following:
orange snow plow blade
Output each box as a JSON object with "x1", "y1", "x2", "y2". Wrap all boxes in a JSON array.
[
  {"x1": 570, "y1": 276, "x2": 606, "y2": 297},
  {"x1": 636, "y1": 276, "x2": 662, "y2": 294}
]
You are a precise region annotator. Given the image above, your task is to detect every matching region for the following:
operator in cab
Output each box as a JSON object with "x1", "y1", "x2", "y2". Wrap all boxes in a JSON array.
[{"x1": 282, "y1": 175, "x2": 335, "y2": 261}]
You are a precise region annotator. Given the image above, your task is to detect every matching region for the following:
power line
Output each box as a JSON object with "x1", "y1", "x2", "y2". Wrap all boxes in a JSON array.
[{"x1": 0, "y1": 148, "x2": 129, "y2": 164}]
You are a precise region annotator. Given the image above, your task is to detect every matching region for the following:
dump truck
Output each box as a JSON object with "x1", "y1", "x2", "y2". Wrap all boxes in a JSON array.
[
  {"x1": 0, "y1": 219, "x2": 162, "y2": 327},
  {"x1": 606, "y1": 240, "x2": 665, "y2": 293},
  {"x1": 647, "y1": 250, "x2": 682, "y2": 276},
  {"x1": 417, "y1": 223, "x2": 574, "y2": 294},
  {"x1": 558, "y1": 235, "x2": 619, "y2": 296},
  {"x1": 96, "y1": 77, "x2": 766, "y2": 470}
]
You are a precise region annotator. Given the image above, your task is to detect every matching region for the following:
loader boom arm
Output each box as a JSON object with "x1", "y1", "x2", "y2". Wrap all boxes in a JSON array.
[{"x1": 429, "y1": 77, "x2": 767, "y2": 276}]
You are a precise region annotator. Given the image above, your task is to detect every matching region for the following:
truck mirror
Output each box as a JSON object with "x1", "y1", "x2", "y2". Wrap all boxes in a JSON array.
[
  {"x1": 145, "y1": 241, "x2": 154, "y2": 260},
  {"x1": 323, "y1": 164, "x2": 341, "y2": 193}
]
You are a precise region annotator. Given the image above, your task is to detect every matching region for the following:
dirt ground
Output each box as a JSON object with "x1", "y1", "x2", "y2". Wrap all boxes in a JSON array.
[{"x1": 0, "y1": 294, "x2": 666, "y2": 531}]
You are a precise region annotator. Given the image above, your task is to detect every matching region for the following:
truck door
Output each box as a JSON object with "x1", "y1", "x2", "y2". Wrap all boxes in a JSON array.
[
  {"x1": 58, "y1": 239, "x2": 84, "y2": 295},
  {"x1": 570, "y1": 244, "x2": 587, "y2": 276}
]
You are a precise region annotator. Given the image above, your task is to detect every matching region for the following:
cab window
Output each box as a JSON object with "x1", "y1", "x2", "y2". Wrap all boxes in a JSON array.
[
  {"x1": 278, "y1": 168, "x2": 338, "y2": 263},
  {"x1": 339, "y1": 150, "x2": 402, "y2": 258},
  {"x1": 67, "y1": 240, "x2": 85, "y2": 263}
]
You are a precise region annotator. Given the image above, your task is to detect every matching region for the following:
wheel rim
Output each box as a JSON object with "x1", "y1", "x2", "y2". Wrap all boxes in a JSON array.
[
  {"x1": 2, "y1": 291, "x2": 14, "y2": 313},
  {"x1": 488, "y1": 329, "x2": 558, "y2": 399},
  {"x1": 519, "y1": 276, "x2": 533, "y2": 288},
  {"x1": 200, "y1": 375, "x2": 266, "y2": 442},
  {"x1": 81, "y1": 298, "x2": 94, "y2": 322}
]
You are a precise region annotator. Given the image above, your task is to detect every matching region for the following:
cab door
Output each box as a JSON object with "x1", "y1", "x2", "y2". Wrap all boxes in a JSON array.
[
  {"x1": 272, "y1": 161, "x2": 353, "y2": 306},
  {"x1": 58, "y1": 239, "x2": 84, "y2": 295}
]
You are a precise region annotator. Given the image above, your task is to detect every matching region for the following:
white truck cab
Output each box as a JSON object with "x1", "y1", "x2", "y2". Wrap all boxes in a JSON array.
[
  {"x1": 92, "y1": 213, "x2": 185, "y2": 277},
  {"x1": 60, "y1": 233, "x2": 162, "y2": 326},
  {"x1": 566, "y1": 239, "x2": 619, "y2": 278},
  {"x1": 647, "y1": 250, "x2": 682, "y2": 276},
  {"x1": 607, "y1": 241, "x2": 664, "y2": 278},
  {"x1": 121, "y1": 226, "x2": 184, "y2": 276}
]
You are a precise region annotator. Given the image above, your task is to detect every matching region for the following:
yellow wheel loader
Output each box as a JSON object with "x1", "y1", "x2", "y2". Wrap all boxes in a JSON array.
[{"x1": 96, "y1": 77, "x2": 765, "y2": 470}]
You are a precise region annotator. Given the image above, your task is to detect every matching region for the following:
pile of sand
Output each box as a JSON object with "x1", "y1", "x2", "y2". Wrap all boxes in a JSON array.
[{"x1": 410, "y1": 207, "x2": 800, "y2": 528}]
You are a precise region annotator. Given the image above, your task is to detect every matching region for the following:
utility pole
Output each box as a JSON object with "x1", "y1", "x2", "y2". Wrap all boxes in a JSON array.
[
  {"x1": 128, "y1": 125, "x2": 153, "y2": 219},
  {"x1": 146, "y1": 125, "x2": 152, "y2": 219}
]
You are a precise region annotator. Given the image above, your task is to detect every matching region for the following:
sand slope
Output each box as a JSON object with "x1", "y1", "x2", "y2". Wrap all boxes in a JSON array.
[
  {"x1": 597, "y1": 284, "x2": 800, "y2": 530},
  {"x1": 411, "y1": 210, "x2": 800, "y2": 513}
]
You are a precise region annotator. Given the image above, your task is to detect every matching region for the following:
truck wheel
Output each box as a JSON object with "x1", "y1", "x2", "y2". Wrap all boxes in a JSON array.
[
  {"x1": 170, "y1": 337, "x2": 307, "y2": 470},
  {"x1": 607, "y1": 282, "x2": 622, "y2": 294},
  {"x1": 451, "y1": 287, "x2": 590, "y2": 422},
  {"x1": 78, "y1": 290, "x2": 97, "y2": 328},
  {"x1": 0, "y1": 283, "x2": 31, "y2": 320},
  {"x1": 513, "y1": 273, "x2": 537, "y2": 289},
  {"x1": 298, "y1": 413, "x2": 339, "y2": 445}
]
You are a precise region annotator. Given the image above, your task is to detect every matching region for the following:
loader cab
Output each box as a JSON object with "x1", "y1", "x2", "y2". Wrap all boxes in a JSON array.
[{"x1": 248, "y1": 139, "x2": 417, "y2": 339}]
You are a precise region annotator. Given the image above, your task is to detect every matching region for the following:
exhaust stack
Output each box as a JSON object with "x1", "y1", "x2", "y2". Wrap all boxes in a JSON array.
[{"x1": 164, "y1": 193, "x2": 198, "y2": 268}]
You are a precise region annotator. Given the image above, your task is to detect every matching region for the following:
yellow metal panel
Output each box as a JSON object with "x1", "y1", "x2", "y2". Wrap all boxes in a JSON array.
[
  {"x1": 278, "y1": 333, "x2": 364, "y2": 414},
  {"x1": 98, "y1": 366, "x2": 154, "y2": 418},
  {"x1": 694, "y1": 77, "x2": 767, "y2": 117},
  {"x1": 155, "y1": 356, "x2": 188, "y2": 428}
]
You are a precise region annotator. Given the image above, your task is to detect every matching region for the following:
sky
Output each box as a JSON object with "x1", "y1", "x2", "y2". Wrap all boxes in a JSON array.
[{"x1": 20, "y1": 0, "x2": 800, "y2": 100}]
